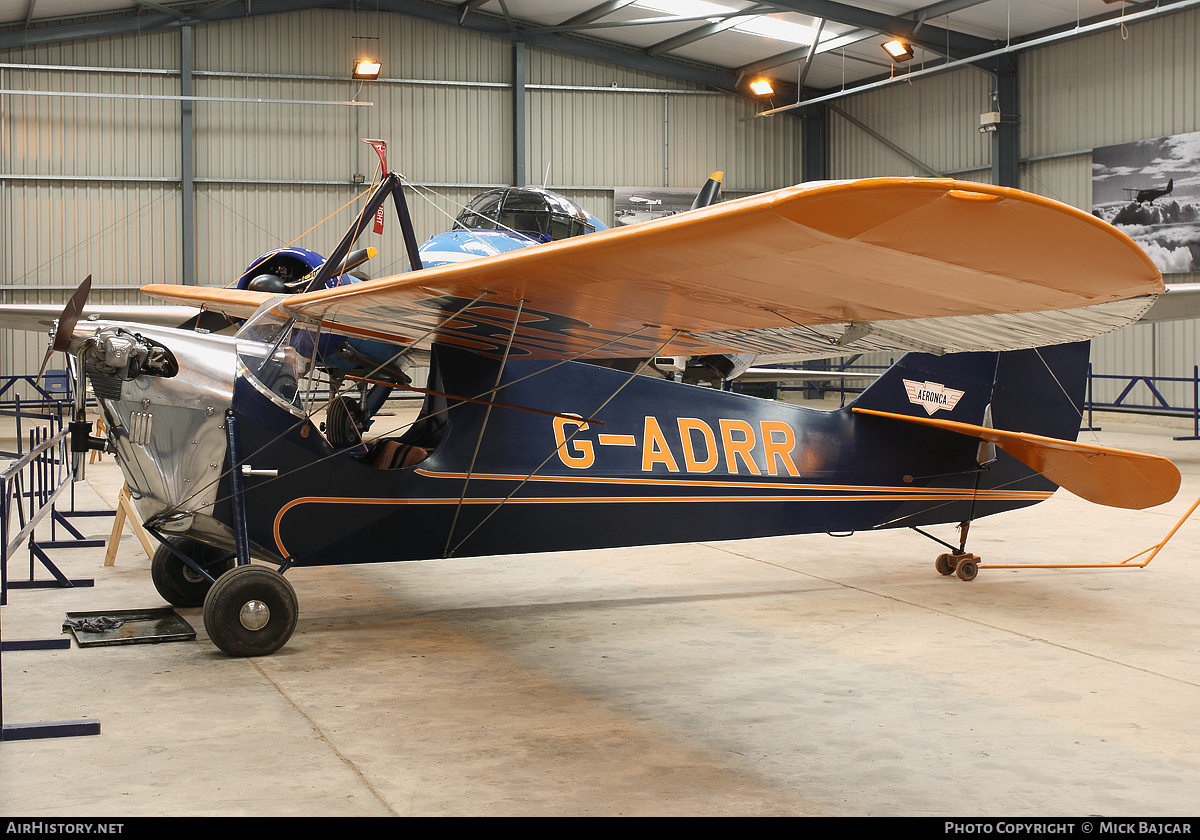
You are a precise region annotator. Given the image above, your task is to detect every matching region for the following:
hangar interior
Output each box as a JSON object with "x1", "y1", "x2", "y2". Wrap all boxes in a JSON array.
[
  {"x1": 3, "y1": 0, "x2": 1200, "y2": 401},
  {"x1": 2, "y1": 0, "x2": 1200, "y2": 818}
]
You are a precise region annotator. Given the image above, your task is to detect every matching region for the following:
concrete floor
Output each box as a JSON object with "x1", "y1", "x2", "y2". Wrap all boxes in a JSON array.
[{"x1": 2, "y1": 408, "x2": 1200, "y2": 816}]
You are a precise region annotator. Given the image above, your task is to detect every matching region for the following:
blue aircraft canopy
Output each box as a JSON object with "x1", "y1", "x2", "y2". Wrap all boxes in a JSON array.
[{"x1": 454, "y1": 187, "x2": 605, "y2": 242}]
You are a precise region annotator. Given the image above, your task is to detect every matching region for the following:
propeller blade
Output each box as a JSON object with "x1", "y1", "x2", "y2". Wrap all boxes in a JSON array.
[
  {"x1": 36, "y1": 344, "x2": 55, "y2": 382},
  {"x1": 38, "y1": 275, "x2": 92, "y2": 380},
  {"x1": 53, "y1": 275, "x2": 92, "y2": 351},
  {"x1": 689, "y1": 171, "x2": 724, "y2": 210}
]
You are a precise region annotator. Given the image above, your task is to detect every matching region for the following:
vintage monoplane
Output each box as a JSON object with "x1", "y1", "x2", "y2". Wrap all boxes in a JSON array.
[{"x1": 1, "y1": 156, "x2": 1185, "y2": 657}]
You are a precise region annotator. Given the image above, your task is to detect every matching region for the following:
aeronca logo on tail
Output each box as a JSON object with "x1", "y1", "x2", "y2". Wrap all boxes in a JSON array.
[{"x1": 903, "y1": 379, "x2": 965, "y2": 415}]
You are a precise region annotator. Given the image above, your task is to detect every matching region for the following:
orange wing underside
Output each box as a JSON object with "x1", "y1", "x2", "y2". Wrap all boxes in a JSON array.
[
  {"x1": 853, "y1": 408, "x2": 1181, "y2": 510},
  {"x1": 141, "y1": 178, "x2": 1164, "y2": 361}
]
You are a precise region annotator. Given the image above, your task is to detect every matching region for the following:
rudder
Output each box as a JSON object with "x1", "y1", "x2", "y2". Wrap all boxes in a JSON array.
[{"x1": 850, "y1": 342, "x2": 1089, "y2": 442}]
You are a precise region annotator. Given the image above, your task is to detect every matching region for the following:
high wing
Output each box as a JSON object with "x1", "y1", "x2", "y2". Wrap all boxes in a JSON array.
[
  {"x1": 141, "y1": 178, "x2": 1163, "y2": 362},
  {"x1": 853, "y1": 407, "x2": 1180, "y2": 510}
]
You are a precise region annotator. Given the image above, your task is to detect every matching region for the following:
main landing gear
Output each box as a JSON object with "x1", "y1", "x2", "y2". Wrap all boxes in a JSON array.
[
  {"x1": 202, "y1": 565, "x2": 298, "y2": 657},
  {"x1": 194, "y1": 408, "x2": 298, "y2": 657},
  {"x1": 151, "y1": 537, "x2": 298, "y2": 656}
]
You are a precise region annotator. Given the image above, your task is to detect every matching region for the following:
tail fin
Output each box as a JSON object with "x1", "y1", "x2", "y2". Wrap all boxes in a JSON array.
[
  {"x1": 851, "y1": 343, "x2": 1178, "y2": 509},
  {"x1": 850, "y1": 342, "x2": 1089, "y2": 442}
]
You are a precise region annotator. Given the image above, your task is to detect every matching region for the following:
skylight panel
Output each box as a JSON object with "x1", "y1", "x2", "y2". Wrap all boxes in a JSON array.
[
  {"x1": 634, "y1": 0, "x2": 733, "y2": 19},
  {"x1": 735, "y1": 16, "x2": 817, "y2": 45},
  {"x1": 632, "y1": 2, "x2": 817, "y2": 45}
]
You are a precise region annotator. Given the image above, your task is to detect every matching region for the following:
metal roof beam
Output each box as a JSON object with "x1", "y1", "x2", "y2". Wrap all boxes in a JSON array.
[
  {"x1": 758, "y1": 0, "x2": 995, "y2": 60},
  {"x1": 131, "y1": 0, "x2": 186, "y2": 15},
  {"x1": 562, "y1": 0, "x2": 638, "y2": 26},
  {"x1": 0, "y1": 0, "x2": 768, "y2": 99},
  {"x1": 736, "y1": 0, "x2": 992, "y2": 83},
  {"x1": 457, "y1": 0, "x2": 490, "y2": 26},
  {"x1": 0, "y1": 0, "x2": 333, "y2": 49},
  {"x1": 912, "y1": 0, "x2": 995, "y2": 29},
  {"x1": 646, "y1": 4, "x2": 771, "y2": 56},
  {"x1": 736, "y1": 29, "x2": 873, "y2": 77},
  {"x1": 374, "y1": 0, "x2": 743, "y2": 93}
]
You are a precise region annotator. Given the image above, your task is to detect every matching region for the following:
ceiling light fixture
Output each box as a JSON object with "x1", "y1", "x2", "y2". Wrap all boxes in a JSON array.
[
  {"x1": 749, "y1": 78, "x2": 774, "y2": 96},
  {"x1": 882, "y1": 38, "x2": 915, "y2": 62}
]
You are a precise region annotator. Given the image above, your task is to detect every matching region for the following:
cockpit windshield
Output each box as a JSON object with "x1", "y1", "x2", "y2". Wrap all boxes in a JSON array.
[
  {"x1": 234, "y1": 303, "x2": 316, "y2": 415},
  {"x1": 454, "y1": 188, "x2": 597, "y2": 242}
]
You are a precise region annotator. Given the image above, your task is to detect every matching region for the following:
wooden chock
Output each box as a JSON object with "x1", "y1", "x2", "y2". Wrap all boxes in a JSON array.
[
  {"x1": 89, "y1": 414, "x2": 105, "y2": 463},
  {"x1": 104, "y1": 484, "x2": 155, "y2": 566}
]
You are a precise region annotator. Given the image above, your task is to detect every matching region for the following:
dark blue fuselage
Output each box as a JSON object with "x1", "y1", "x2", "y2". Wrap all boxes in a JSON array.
[{"x1": 221, "y1": 342, "x2": 1087, "y2": 566}]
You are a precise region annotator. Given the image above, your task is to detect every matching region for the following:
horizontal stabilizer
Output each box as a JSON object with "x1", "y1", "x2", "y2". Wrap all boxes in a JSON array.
[
  {"x1": 1139, "y1": 283, "x2": 1200, "y2": 322},
  {"x1": 852, "y1": 407, "x2": 1180, "y2": 510}
]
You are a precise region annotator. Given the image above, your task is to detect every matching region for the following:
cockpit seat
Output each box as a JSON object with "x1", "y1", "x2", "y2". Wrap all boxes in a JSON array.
[{"x1": 371, "y1": 440, "x2": 429, "y2": 470}]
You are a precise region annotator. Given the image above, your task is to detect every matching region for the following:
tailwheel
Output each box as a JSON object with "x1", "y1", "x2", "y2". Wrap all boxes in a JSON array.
[
  {"x1": 203, "y1": 564, "x2": 298, "y2": 657},
  {"x1": 935, "y1": 553, "x2": 957, "y2": 576},
  {"x1": 954, "y1": 555, "x2": 980, "y2": 582}
]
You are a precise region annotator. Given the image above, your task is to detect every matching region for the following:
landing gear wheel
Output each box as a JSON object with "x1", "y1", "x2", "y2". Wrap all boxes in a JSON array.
[
  {"x1": 935, "y1": 553, "x2": 957, "y2": 576},
  {"x1": 202, "y1": 564, "x2": 298, "y2": 657},
  {"x1": 955, "y1": 557, "x2": 980, "y2": 582},
  {"x1": 326, "y1": 395, "x2": 367, "y2": 447},
  {"x1": 151, "y1": 539, "x2": 235, "y2": 608}
]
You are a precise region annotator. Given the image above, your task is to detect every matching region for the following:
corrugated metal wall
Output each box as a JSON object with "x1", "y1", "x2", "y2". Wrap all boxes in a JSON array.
[
  {"x1": 1020, "y1": 8, "x2": 1200, "y2": 408},
  {"x1": 825, "y1": 6, "x2": 1200, "y2": 409},
  {"x1": 0, "y1": 8, "x2": 801, "y2": 393},
  {"x1": 1, "y1": 28, "x2": 184, "y2": 388},
  {"x1": 829, "y1": 67, "x2": 994, "y2": 181}
]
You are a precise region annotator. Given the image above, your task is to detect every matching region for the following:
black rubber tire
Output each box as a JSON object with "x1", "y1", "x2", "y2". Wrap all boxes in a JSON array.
[
  {"x1": 326, "y1": 395, "x2": 367, "y2": 446},
  {"x1": 151, "y1": 539, "x2": 235, "y2": 608},
  {"x1": 202, "y1": 565, "x2": 298, "y2": 657}
]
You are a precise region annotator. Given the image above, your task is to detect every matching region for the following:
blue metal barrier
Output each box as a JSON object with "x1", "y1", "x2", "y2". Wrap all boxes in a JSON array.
[
  {"x1": 1, "y1": 424, "x2": 97, "y2": 607},
  {"x1": 0, "y1": 373, "x2": 69, "y2": 405},
  {"x1": 1086, "y1": 365, "x2": 1200, "y2": 441},
  {"x1": 0, "y1": 420, "x2": 102, "y2": 741}
]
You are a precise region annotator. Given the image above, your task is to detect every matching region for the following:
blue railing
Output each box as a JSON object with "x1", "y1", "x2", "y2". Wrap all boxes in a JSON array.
[
  {"x1": 0, "y1": 372, "x2": 70, "y2": 405},
  {"x1": 1, "y1": 423, "x2": 71, "y2": 606},
  {"x1": 1084, "y1": 365, "x2": 1200, "y2": 440}
]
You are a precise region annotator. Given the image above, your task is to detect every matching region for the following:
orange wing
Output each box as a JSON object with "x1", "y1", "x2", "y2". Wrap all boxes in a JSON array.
[{"x1": 142, "y1": 178, "x2": 1163, "y2": 361}]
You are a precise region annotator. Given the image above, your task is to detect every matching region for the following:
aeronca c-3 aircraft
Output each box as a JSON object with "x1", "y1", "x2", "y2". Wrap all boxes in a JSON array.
[{"x1": 1, "y1": 147, "x2": 1185, "y2": 657}]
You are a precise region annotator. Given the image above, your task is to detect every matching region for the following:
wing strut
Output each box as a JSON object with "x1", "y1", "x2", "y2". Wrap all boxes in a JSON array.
[{"x1": 444, "y1": 299, "x2": 525, "y2": 557}]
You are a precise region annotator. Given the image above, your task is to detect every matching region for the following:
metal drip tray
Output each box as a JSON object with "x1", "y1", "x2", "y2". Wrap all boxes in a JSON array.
[{"x1": 62, "y1": 608, "x2": 196, "y2": 648}]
